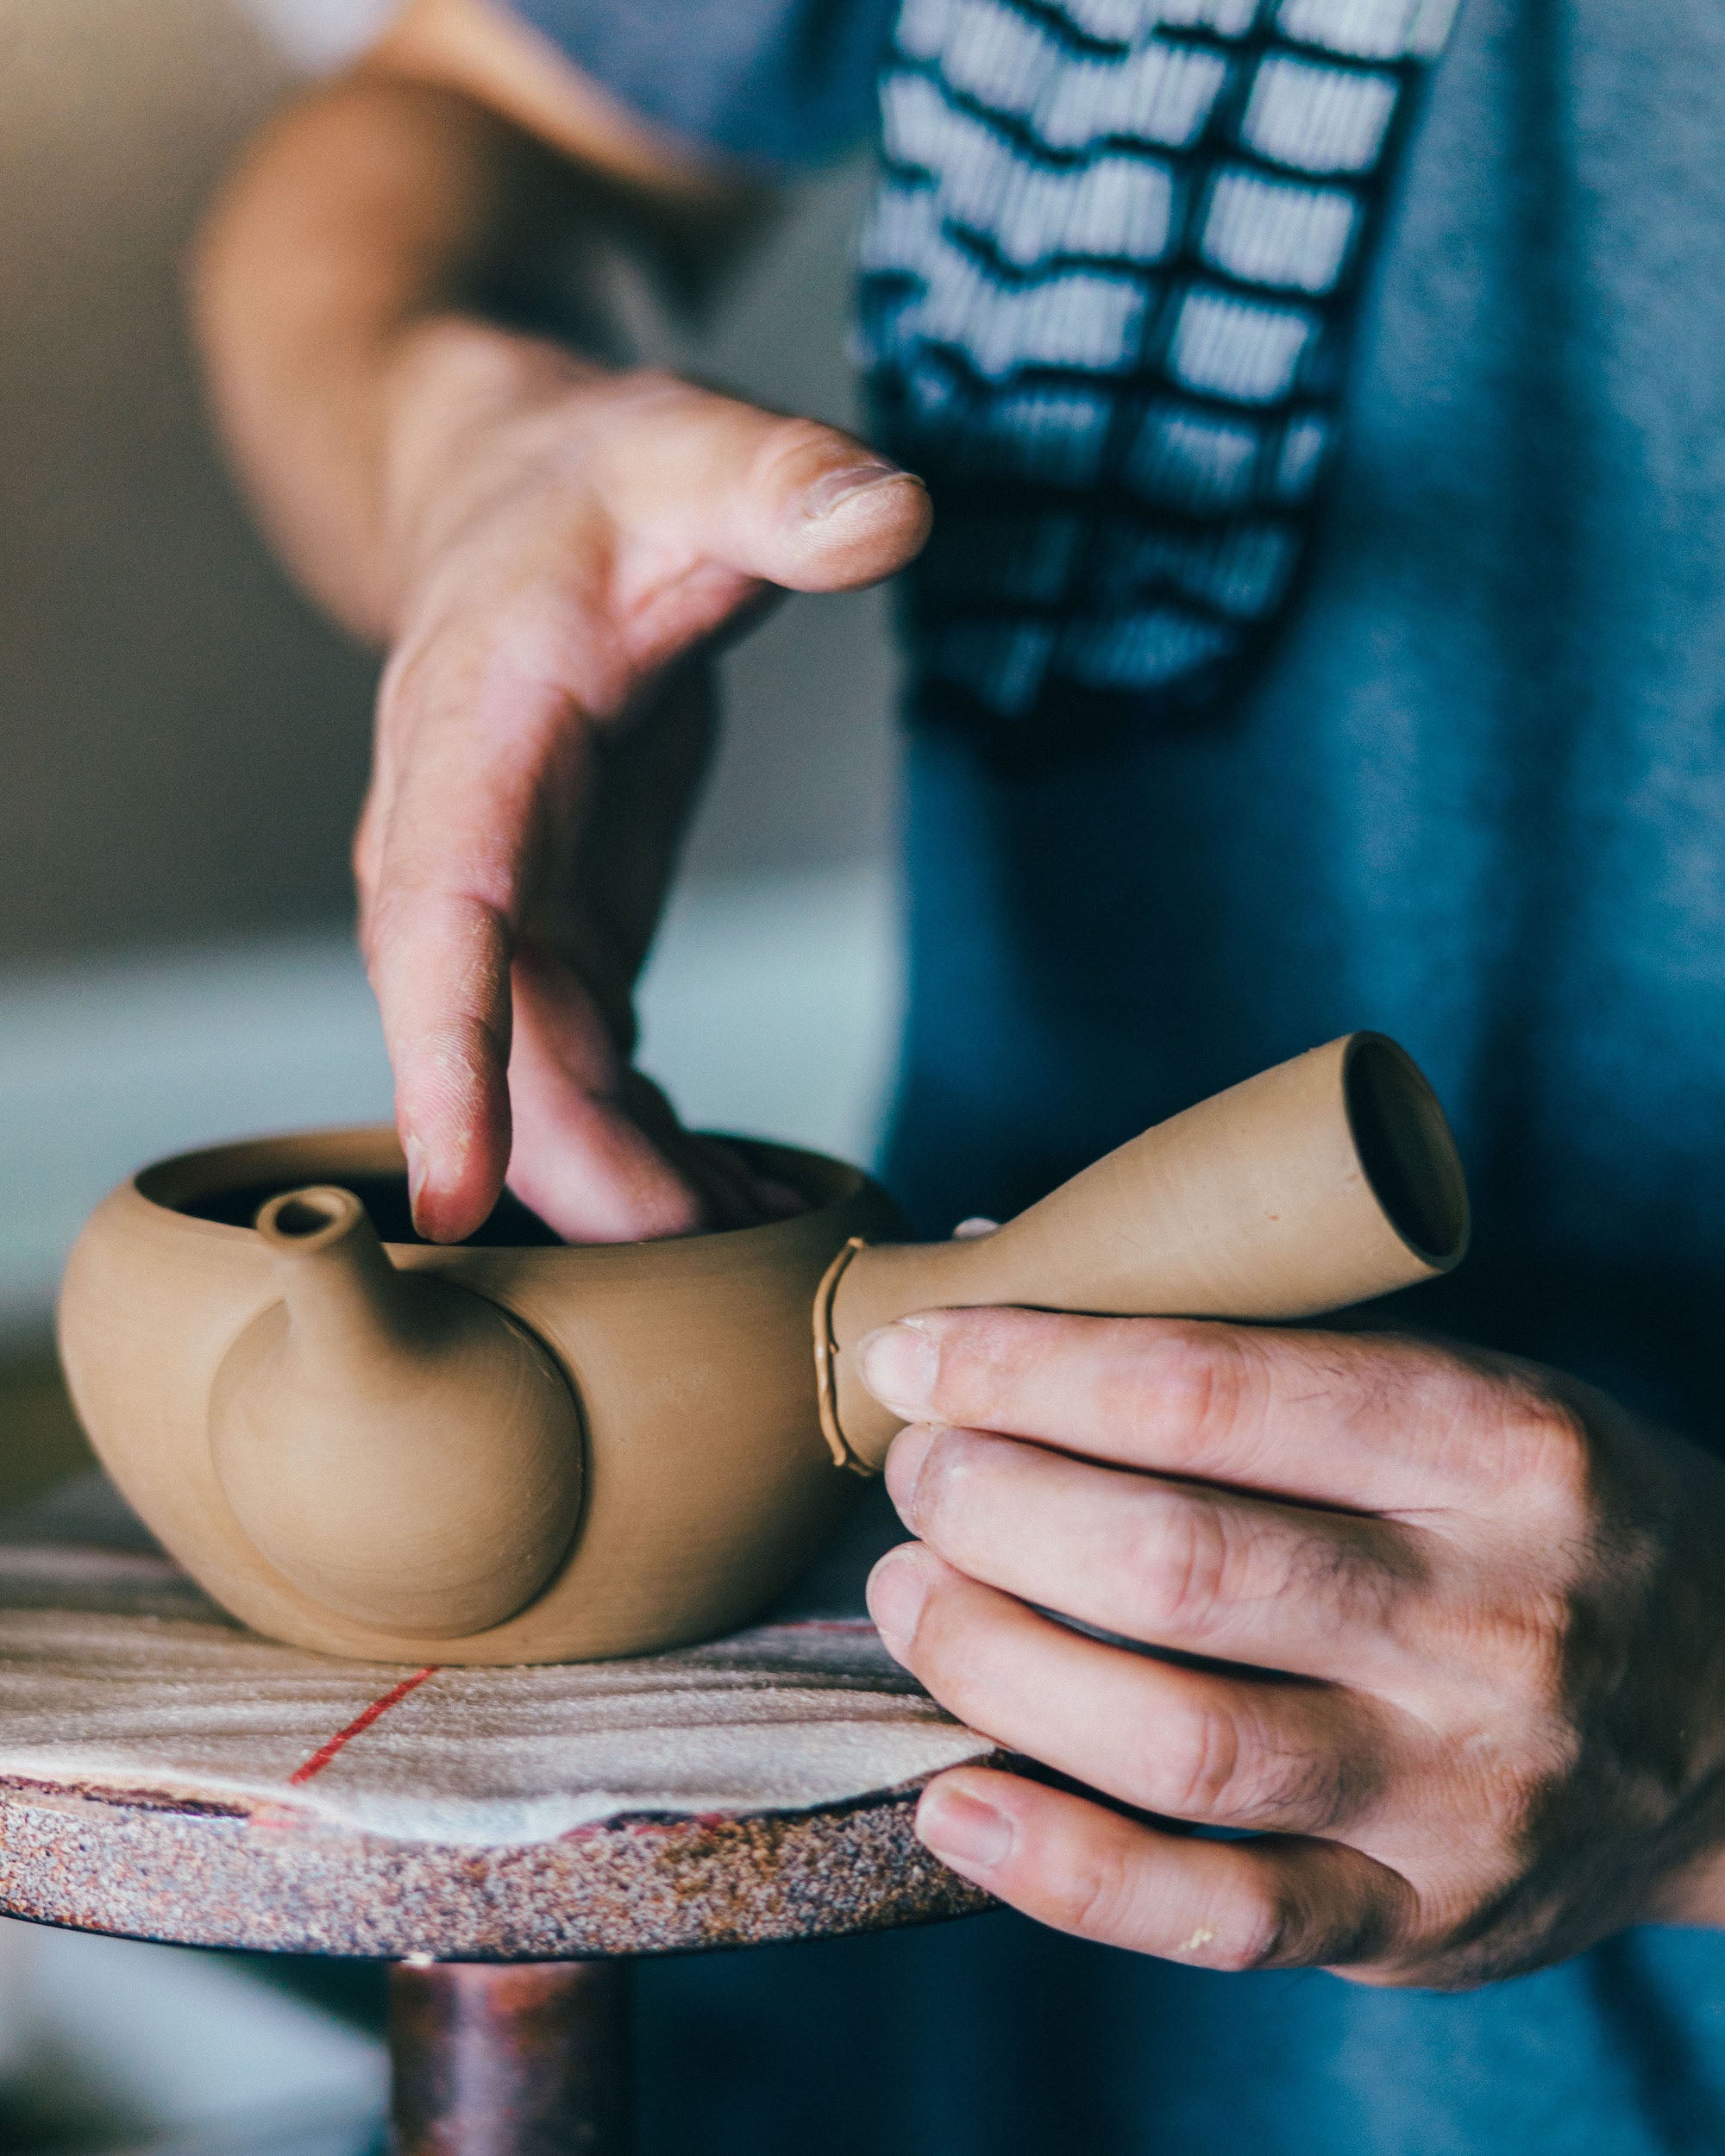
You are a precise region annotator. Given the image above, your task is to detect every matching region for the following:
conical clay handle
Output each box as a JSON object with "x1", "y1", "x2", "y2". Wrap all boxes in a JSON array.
[{"x1": 827, "y1": 1034, "x2": 1469, "y2": 1470}]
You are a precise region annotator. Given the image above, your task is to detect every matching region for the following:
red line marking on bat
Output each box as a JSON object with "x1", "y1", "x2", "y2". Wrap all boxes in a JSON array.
[{"x1": 287, "y1": 1666, "x2": 439, "y2": 1787}]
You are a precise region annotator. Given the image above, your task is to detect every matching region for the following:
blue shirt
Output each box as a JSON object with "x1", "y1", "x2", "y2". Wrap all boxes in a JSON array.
[{"x1": 513, "y1": 3, "x2": 1725, "y2": 2150}]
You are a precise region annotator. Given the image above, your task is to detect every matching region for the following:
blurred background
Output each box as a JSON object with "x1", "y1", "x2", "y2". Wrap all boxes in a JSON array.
[{"x1": 0, "y1": 0, "x2": 901, "y2": 2146}]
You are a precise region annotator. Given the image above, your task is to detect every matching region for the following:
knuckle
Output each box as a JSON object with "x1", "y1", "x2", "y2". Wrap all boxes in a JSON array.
[
  {"x1": 1157, "y1": 1702, "x2": 1250, "y2": 1821},
  {"x1": 376, "y1": 636, "x2": 439, "y2": 731},
  {"x1": 1131, "y1": 1494, "x2": 1233, "y2": 1644},
  {"x1": 1134, "y1": 1325, "x2": 1270, "y2": 1474},
  {"x1": 1434, "y1": 1592, "x2": 1571, "y2": 1727},
  {"x1": 351, "y1": 845, "x2": 379, "y2": 912},
  {"x1": 1129, "y1": 1489, "x2": 1405, "y2": 1657},
  {"x1": 1502, "y1": 1589, "x2": 1575, "y2": 1710},
  {"x1": 1290, "y1": 1526, "x2": 1406, "y2": 1640},
  {"x1": 1153, "y1": 1700, "x2": 1371, "y2": 1833},
  {"x1": 1052, "y1": 1838, "x2": 1140, "y2": 1944},
  {"x1": 1213, "y1": 1890, "x2": 1296, "y2": 1972},
  {"x1": 372, "y1": 881, "x2": 510, "y2": 955},
  {"x1": 1496, "y1": 1382, "x2": 1594, "y2": 1514},
  {"x1": 1496, "y1": 1713, "x2": 1581, "y2": 1839},
  {"x1": 1219, "y1": 1883, "x2": 1371, "y2": 1974}
]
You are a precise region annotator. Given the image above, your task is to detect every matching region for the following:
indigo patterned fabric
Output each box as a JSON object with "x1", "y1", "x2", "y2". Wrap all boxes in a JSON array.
[{"x1": 855, "y1": 0, "x2": 1461, "y2": 731}]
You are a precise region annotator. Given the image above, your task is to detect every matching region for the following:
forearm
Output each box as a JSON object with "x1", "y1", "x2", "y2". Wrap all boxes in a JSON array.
[{"x1": 188, "y1": 70, "x2": 750, "y2": 642}]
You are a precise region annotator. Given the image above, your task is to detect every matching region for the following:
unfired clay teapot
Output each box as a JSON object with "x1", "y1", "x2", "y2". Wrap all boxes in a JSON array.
[{"x1": 58, "y1": 1034, "x2": 1469, "y2": 1666}]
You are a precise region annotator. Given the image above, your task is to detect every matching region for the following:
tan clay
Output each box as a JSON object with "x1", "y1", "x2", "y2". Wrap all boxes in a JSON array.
[
  {"x1": 210, "y1": 1187, "x2": 584, "y2": 1638},
  {"x1": 58, "y1": 1033, "x2": 1468, "y2": 1665}
]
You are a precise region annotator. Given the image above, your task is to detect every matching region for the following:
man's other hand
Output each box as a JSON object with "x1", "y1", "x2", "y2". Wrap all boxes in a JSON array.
[{"x1": 862, "y1": 1309, "x2": 1725, "y2": 1987}]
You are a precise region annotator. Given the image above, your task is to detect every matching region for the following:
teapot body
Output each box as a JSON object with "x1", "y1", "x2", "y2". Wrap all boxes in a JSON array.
[
  {"x1": 58, "y1": 1037, "x2": 1470, "y2": 1665},
  {"x1": 59, "y1": 1127, "x2": 905, "y2": 1664}
]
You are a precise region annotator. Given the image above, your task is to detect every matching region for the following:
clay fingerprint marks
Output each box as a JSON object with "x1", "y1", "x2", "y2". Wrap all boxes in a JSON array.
[
  {"x1": 285, "y1": 1664, "x2": 440, "y2": 1789},
  {"x1": 856, "y1": 0, "x2": 1465, "y2": 718}
]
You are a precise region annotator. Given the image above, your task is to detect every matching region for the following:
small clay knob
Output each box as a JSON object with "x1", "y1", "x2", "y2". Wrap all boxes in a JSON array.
[{"x1": 209, "y1": 1186, "x2": 585, "y2": 1640}]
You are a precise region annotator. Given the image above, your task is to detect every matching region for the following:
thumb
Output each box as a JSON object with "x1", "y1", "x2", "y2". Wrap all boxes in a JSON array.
[{"x1": 593, "y1": 376, "x2": 932, "y2": 593}]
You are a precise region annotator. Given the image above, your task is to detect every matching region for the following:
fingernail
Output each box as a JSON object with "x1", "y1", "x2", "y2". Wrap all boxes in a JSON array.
[
  {"x1": 866, "y1": 1545, "x2": 932, "y2": 1658},
  {"x1": 883, "y1": 1423, "x2": 935, "y2": 1527},
  {"x1": 802, "y1": 461, "x2": 922, "y2": 520},
  {"x1": 859, "y1": 1319, "x2": 938, "y2": 1414},
  {"x1": 404, "y1": 1134, "x2": 429, "y2": 1227},
  {"x1": 952, "y1": 1216, "x2": 1000, "y2": 1240},
  {"x1": 918, "y1": 1781, "x2": 1013, "y2": 1871}
]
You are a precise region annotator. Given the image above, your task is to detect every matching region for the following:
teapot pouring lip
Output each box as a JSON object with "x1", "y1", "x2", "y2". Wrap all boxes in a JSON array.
[
  {"x1": 127, "y1": 1124, "x2": 875, "y2": 1258},
  {"x1": 253, "y1": 1182, "x2": 368, "y2": 1252}
]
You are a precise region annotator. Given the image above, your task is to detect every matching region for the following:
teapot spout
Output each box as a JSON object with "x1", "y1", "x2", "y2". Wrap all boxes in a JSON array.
[
  {"x1": 210, "y1": 1186, "x2": 584, "y2": 1641},
  {"x1": 252, "y1": 1184, "x2": 414, "y2": 1363}
]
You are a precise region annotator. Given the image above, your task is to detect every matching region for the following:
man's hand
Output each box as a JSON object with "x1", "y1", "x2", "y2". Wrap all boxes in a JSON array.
[
  {"x1": 860, "y1": 1308, "x2": 1725, "y2": 1988},
  {"x1": 357, "y1": 331, "x2": 927, "y2": 1240},
  {"x1": 191, "y1": 1, "x2": 931, "y2": 1244}
]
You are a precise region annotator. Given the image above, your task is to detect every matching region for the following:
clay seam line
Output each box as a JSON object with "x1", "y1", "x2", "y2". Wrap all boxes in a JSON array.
[{"x1": 287, "y1": 1665, "x2": 439, "y2": 1787}]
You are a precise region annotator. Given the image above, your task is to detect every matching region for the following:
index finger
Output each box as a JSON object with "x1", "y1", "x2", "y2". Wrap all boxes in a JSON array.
[
  {"x1": 857, "y1": 1307, "x2": 1521, "y2": 1513},
  {"x1": 364, "y1": 631, "x2": 578, "y2": 1243}
]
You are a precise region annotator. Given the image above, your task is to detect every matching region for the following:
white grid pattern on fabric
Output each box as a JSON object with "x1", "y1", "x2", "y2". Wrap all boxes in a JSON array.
[
  {"x1": 857, "y1": 172, "x2": 944, "y2": 273},
  {"x1": 984, "y1": 0, "x2": 1265, "y2": 52},
  {"x1": 1037, "y1": 39, "x2": 1233, "y2": 150},
  {"x1": 1239, "y1": 53, "x2": 1400, "y2": 172},
  {"x1": 1273, "y1": 414, "x2": 1333, "y2": 498},
  {"x1": 938, "y1": 381, "x2": 1122, "y2": 484},
  {"x1": 898, "y1": 0, "x2": 1060, "y2": 111},
  {"x1": 1094, "y1": 517, "x2": 1301, "y2": 614},
  {"x1": 1276, "y1": 0, "x2": 1426, "y2": 60},
  {"x1": 859, "y1": 0, "x2": 1458, "y2": 718},
  {"x1": 1049, "y1": 0, "x2": 1162, "y2": 41},
  {"x1": 1127, "y1": 402, "x2": 1266, "y2": 510},
  {"x1": 883, "y1": 71, "x2": 1182, "y2": 268},
  {"x1": 1157, "y1": 0, "x2": 1264, "y2": 34},
  {"x1": 927, "y1": 618, "x2": 1059, "y2": 711},
  {"x1": 1167, "y1": 285, "x2": 1317, "y2": 400},
  {"x1": 1060, "y1": 606, "x2": 1236, "y2": 688},
  {"x1": 1201, "y1": 167, "x2": 1359, "y2": 291},
  {"x1": 907, "y1": 228, "x2": 1157, "y2": 375}
]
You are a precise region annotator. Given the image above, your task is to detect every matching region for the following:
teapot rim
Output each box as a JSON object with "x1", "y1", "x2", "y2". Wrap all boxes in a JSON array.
[{"x1": 128, "y1": 1123, "x2": 873, "y2": 1252}]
